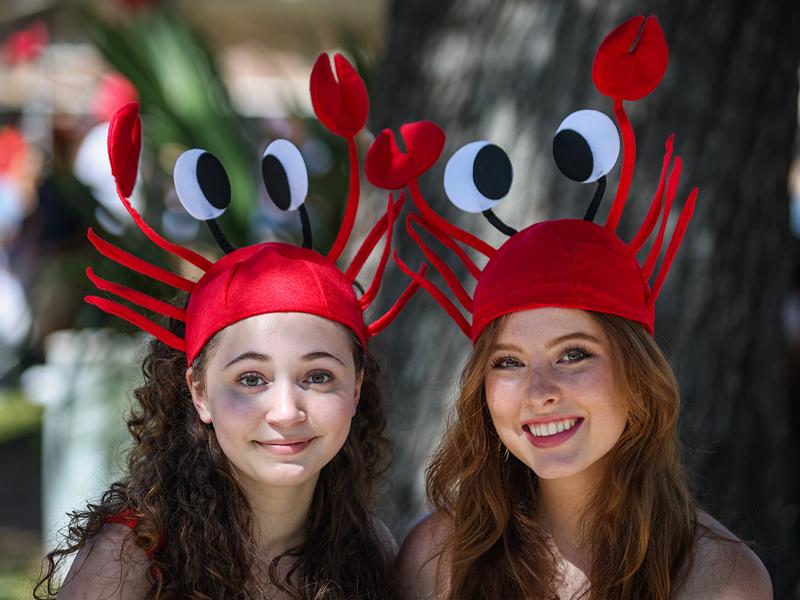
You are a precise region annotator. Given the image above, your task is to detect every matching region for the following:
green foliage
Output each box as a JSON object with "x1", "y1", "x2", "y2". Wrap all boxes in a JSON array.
[
  {"x1": 0, "y1": 391, "x2": 42, "y2": 445},
  {"x1": 83, "y1": 7, "x2": 257, "y2": 244}
]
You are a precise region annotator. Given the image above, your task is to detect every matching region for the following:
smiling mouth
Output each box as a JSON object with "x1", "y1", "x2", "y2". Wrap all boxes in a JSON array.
[
  {"x1": 523, "y1": 418, "x2": 584, "y2": 448},
  {"x1": 255, "y1": 438, "x2": 315, "y2": 455}
]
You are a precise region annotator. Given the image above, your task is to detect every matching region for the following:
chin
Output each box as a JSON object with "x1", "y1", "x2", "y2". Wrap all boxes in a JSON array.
[
  {"x1": 259, "y1": 463, "x2": 321, "y2": 487},
  {"x1": 516, "y1": 448, "x2": 590, "y2": 480}
]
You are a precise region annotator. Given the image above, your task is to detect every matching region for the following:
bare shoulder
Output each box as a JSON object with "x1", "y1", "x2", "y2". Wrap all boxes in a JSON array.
[
  {"x1": 395, "y1": 511, "x2": 451, "y2": 599},
  {"x1": 678, "y1": 512, "x2": 772, "y2": 600},
  {"x1": 58, "y1": 523, "x2": 151, "y2": 600}
]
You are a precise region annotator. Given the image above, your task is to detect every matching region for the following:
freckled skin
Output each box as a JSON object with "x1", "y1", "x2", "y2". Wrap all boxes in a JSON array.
[
  {"x1": 485, "y1": 308, "x2": 627, "y2": 481},
  {"x1": 187, "y1": 313, "x2": 362, "y2": 491}
]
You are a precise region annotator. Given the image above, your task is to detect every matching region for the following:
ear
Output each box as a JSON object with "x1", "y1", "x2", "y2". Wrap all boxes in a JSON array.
[
  {"x1": 186, "y1": 367, "x2": 213, "y2": 424},
  {"x1": 352, "y1": 368, "x2": 364, "y2": 416}
]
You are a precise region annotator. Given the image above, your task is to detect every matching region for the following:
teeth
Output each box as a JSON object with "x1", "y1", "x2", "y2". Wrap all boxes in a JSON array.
[{"x1": 529, "y1": 418, "x2": 579, "y2": 437}]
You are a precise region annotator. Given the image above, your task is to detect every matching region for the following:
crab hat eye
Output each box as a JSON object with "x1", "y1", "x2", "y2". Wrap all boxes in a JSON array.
[
  {"x1": 261, "y1": 139, "x2": 308, "y2": 211},
  {"x1": 173, "y1": 149, "x2": 231, "y2": 220},
  {"x1": 444, "y1": 141, "x2": 513, "y2": 213},
  {"x1": 553, "y1": 109, "x2": 620, "y2": 183}
]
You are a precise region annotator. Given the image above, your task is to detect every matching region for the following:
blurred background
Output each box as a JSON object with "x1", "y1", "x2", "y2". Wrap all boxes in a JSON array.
[{"x1": 0, "y1": 0, "x2": 798, "y2": 598}]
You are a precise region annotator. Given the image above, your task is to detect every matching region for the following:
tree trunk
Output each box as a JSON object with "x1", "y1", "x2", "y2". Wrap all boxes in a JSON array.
[{"x1": 363, "y1": 0, "x2": 800, "y2": 596}]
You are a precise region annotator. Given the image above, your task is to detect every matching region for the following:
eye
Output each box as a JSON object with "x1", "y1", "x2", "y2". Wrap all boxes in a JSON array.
[
  {"x1": 173, "y1": 149, "x2": 231, "y2": 220},
  {"x1": 559, "y1": 347, "x2": 592, "y2": 364},
  {"x1": 491, "y1": 356, "x2": 523, "y2": 369},
  {"x1": 552, "y1": 109, "x2": 619, "y2": 183},
  {"x1": 305, "y1": 370, "x2": 333, "y2": 385},
  {"x1": 238, "y1": 372, "x2": 266, "y2": 387},
  {"x1": 261, "y1": 139, "x2": 308, "y2": 211},
  {"x1": 444, "y1": 141, "x2": 513, "y2": 213}
]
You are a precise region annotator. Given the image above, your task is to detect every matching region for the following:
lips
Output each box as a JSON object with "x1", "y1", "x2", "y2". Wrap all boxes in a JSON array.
[
  {"x1": 523, "y1": 417, "x2": 584, "y2": 449},
  {"x1": 255, "y1": 437, "x2": 315, "y2": 456}
]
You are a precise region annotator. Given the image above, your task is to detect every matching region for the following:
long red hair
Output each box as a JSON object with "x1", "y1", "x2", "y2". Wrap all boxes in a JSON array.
[{"x1": 426, "y1": 312, "x2": 698, "y2": 599}]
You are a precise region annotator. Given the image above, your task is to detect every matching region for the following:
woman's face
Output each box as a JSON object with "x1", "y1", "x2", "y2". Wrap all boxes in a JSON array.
[
  {"x1": 484, "y1": 308, "x2": 626, "y2": 481},
  {"x1": 187, "y1": 312, "x2": 362, "y2": 490}
]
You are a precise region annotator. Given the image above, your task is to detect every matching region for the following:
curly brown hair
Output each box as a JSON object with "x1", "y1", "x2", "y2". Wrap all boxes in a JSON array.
[
  {"x1": 35, "y1": 316, "x2": 397, "y2": 599},
  {"x1": 427, "y1": 312, "x2": 700, "y2": 600}
]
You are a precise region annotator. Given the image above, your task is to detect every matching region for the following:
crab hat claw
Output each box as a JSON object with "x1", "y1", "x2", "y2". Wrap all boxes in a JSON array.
[
  {"x1": 107, "y1": 101, "x2": 142, "y2": 197},
  {"x1": 310, "y1": 53, "x2": 369, "y2": 138},
  {"x1": 365, "y1": 121, "x2": 446, "y2": 190},
  {"x1": 592, "y1": 15, "x2": 668, "y2": 101}
]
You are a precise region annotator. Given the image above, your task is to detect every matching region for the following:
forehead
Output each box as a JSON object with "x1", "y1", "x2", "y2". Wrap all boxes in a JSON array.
[
  {"x1": 213, "y1": 312, "x2": 353, "y2": 357},
  {"x1": 498, "y1": 308, "x2": 606, "y2": 343}
]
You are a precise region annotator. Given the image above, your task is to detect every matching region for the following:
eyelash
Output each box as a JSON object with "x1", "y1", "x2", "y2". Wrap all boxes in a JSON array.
[
  {"x1": 490, "y1": 346, "x2": 594, "y2": 369},
  {"x1": 237, "y1": 370, "x2": 335, "y2": 387},
  {"x1": 238, "y1": 372, "x2": 266, "y2": 387},
  {"x1": 559, "y1": 346, "x2": 593, "y2": 363},
  {"x1": 304, "y1": 370, "x2": 334, "y2": 385}
]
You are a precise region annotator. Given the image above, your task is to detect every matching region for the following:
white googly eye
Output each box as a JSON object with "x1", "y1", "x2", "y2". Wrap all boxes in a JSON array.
[
  {"x1": 444, "y1": 141, "x2": 513, "y2": 213},
  {"x1": 553, "y1": 109, "x2": 619, "y2": 183},
  {"x1": 173, "y1": 149, "x2": 231, "y2": 220},
  {"x1": 261, "y1": 139, "x2": 308, "y2": 211}
]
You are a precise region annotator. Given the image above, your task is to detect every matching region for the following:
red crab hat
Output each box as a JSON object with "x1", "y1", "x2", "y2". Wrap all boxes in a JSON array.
[
  {"x1": 85, "y1": 53, "x2": 427, "y2": 364},
  {"x1": 366, "y1": 15, "x2": 697, "y2": 341}
]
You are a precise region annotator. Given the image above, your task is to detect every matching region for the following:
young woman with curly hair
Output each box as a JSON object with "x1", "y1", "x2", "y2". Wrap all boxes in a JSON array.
[
  {"x1": 36, "y1": 312, "x2": 397, "y2": 599},
  {"x1": 35, "y1": 49, "x2": 422, "y2": 598}
]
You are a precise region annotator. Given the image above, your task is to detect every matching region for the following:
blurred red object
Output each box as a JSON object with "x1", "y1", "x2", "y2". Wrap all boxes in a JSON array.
[
  {"x1": 2, "y1": 21, "x2": 48, "y2": 66},
  {"x1": 0, "y1": 127, "x2": 27, "y2": 175},
  {"x1": 92, "y1": 74, "x2": 139, "y2": 122}
]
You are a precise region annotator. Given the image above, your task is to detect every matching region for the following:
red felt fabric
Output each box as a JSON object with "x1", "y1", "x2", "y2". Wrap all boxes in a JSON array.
[
  {"x1": 365, "y1": 121, "x2": 445, "y2": 190},
  {"x1": 472, "y1": 220, "x2": 654, "y2": 341},
  {"x1": 326, "y1": 137, "x2": 361, "y2": 262},
  {"x1": 592, "y1": 15, "x2": 668, "y2": 101},
  {"x1": 107, "y1": 102, "x2": 141, "y2": 198},
  {"x1": 358, "y1": 196, "x2": 395, "y2": 309},
  {"x1": 408, "y1": 179, "x2": 496, "y2": 259},
  {"x1": 367, "y1": 263, "x2": 427, "y2": 337},
  {"x1": 345, "y1": 192, "x2": 405, "y2": 281},
  {"x1": 310, "y1": 53, "x2": 368, "y2": 139},
  {"x1": 85, "y1": 295, "x2": 186, "y2": 351},
  {"x1": 87, "y1": 55, "x2": 422, "y2": 362},
  {"x1": 86, "y1": 267, "x2": 186, "y2": 321},
  {"x1": 184, "y1": 243, "x2": 366, "y2": 365},
  {"x1": 87, "y1": 228, "x2": 196, "y2": 293},
  {"x1": 629, "y1": 135, "x2": 674, "y2": 253}
]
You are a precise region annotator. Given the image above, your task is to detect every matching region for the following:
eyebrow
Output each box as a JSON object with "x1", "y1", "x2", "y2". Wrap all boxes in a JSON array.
[
  {"x1": 491, "y1": 332, "x2": 601, "y2": 354},
  {"x1": 544, "y1": 332, "x2": 601, "y2": 349},
  {"x1": 223, "y1": 350, "x2": 346, "y2": 369}
]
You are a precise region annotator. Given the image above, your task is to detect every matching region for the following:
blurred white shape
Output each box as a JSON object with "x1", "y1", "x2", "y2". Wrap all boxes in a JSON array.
[
  {"x1": 73, "y1": 122, "x2": 144, "y2": 232},
  {"x1": 0, "y1": 266, "x2": 31, "y2": 347}
]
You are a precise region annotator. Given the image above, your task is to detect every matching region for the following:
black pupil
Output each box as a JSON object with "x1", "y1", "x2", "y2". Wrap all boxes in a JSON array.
[
  {"x1": 196, "y1": 152, "x2": 231, "y2": 210},
  {"x1": 473, "y1": 144, "x2": 512, "y2": 200},
  {"x1": 552, "y1": 129, "x2": 593, "y2": 182},
  {"x1": 262, "y1": 154, "x2": 292, "y2": 211}
]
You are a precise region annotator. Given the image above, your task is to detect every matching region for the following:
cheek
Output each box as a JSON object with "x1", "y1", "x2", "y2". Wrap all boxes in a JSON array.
[
  {"x1": 308, "y1": 395, "x2": 355, "y2": 433},
  {"x1": 485, "y1": 376, "x2": 523, "y2": 429},
  {"x1": 209, "y1": 388, "x2": 266, "y2": 435}
]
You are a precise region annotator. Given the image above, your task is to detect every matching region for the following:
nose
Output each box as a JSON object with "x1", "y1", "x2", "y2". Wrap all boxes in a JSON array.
[
  {"x1": 527, "y1": 366, "x2": 561, "y2": 407},
  {"x1": 264, "y1": 379, "x2": 307, "y2": 426}
]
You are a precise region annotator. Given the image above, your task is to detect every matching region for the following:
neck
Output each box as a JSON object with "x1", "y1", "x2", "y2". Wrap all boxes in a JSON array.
[
  {"x1": 238, "y1": 471, "x2": 319, "y2": 557},
  {"x1": 536, "y1": 459, "x2": 606, "y2": 567}
]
